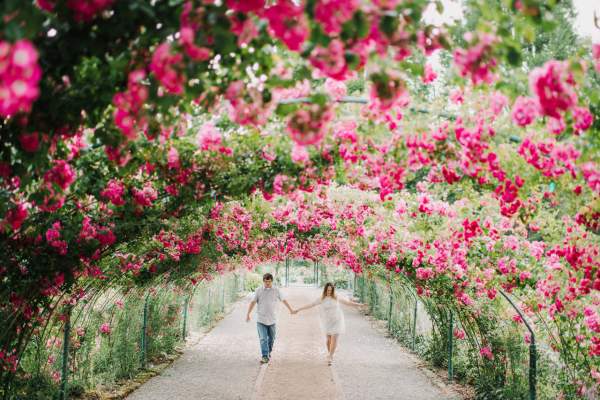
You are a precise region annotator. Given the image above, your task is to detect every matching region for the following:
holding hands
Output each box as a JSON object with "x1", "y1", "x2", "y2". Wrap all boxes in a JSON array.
[{"x1": 245, "y1": 285, "x2": 365, "y2": 323}]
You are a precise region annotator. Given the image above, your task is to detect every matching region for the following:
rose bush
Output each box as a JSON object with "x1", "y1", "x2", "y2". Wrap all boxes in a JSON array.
[{"x1": 0, "y1": 0, "x2": 598, "y2": 398}]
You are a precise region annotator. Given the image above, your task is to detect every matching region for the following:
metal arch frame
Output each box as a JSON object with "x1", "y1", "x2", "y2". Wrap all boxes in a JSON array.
[
  {"x1": 355, "y1": 272, "x2": 538, "y2": 396},
  {"x1": 499, "y1": 290, "x2": 537, "y2": 400},
  {"x1": 277, "y1": 96, "x2": 531, "y2": 146},
  {"x1": 278, "y1": 96, "x2": 457, "y2": 121}
]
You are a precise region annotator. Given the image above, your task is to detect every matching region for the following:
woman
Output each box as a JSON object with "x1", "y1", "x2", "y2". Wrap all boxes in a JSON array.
[{"x1": 293, "y1": 282, "x2": 362, "y2": 365}]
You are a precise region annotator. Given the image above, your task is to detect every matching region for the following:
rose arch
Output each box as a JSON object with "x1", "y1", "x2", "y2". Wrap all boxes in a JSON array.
[{"x1": 0, "y1": 1, "x2": 598, "y2": 399}]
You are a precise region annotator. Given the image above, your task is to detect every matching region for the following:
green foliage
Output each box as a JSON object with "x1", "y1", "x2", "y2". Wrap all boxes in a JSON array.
[
  {"x1": 355, "y1": 275, "x2": 574, "y2": 400},
  {"x1": 244, "y1": 273, "x2": 262, "y2": 293},
  {"x1": 346, "y1": 78, "x2": 365, "y2": 95},
  {"x1": 12, "y1": 274, "x2": 243, "y2": 399},
  {"x1": 0, "y1": 0, "x2": 598, "y2": 397},
  {"x1": 303, "y1": 276, "x2": 316, "y2": 284}
]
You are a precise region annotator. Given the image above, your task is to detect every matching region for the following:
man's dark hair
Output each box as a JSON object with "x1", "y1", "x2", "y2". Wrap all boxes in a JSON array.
[{"x1": 263, "y1": 273, "x2": 273, "y2": 281}]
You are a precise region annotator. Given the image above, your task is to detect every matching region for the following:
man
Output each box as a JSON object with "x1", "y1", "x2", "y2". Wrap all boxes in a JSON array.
[{"x1": 246, "y1": 273, "x2": 295, "y2": 364}]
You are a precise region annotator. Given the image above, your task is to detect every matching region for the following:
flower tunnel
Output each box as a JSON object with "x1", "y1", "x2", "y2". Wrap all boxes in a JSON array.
[{"x1": 0, "y1": 1, "x2": 599, "y2": 399}]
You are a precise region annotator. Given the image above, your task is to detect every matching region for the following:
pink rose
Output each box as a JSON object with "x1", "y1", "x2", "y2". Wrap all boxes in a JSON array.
[
  {"x1": 101, "y1": 179, "x2": 126, "y2": 206},
  {"x1": 19, "y1": 132, "x2": 40, "y2": 152},
  {"x1": 529, "y1": 60, "x2": 577, "y2": 119},
  {"x1": 422, "y1": 63, "x2": 437, "y2": 84},
  {"x1": 4, "y1": 202, "x2": 28, "y2": 231},
  {"x1": 593, "y1": 44, "x2": 600, "y2": 72},
  {"x1": 453, "y1": 33, "x2": 498, "y2": 85},
  {"x1": 226, "y1": 0, "x2": 264, "y2": 12},
  {"x1": 511, "y1": 96, "x2": 538, "y2": 127},
  {"x1": 480, "y1": 346, "x2": 494, "y2": 360},
  {"x1": 572, "y1": 106, "x2": 593, "y2": 134},
  {"x1": 265, "y1": 1, "x2": 309, "y2": 51},
  {"x1": 150, "y1": 43, "x2": 185, "y2": 95},
  {"x1": 198, "y1": 123, "x2": 222, "y2": 151},
  {"x1": 0, "y1": 40, "x2": 42, "y2": 117},
  {"x1": 99, "y1": 323, "x2": 111, "y2": 335},
  {"x1": 43, "y1": 160, "x2": 76, "y2": 191},
  {"x1": 314, "y1": 0, "x2": 358, "y2": 35},
  {"x1": 453, "y1": 329, "x2": 466, "y2": 340}
]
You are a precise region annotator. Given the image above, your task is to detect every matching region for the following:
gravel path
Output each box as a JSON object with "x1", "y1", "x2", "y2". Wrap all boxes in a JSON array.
[
  {"x1": 125, "y1": 286, "x2": 461, "y2": 400},
  {"x1": 126, "y1": 292, "x2": 260, "y2": 400},
  {"x1": 257, "y1": 287, "x2": 340, "y2": 400},
  {"x1": 335, "y1": 289, "x2": 461, "y2": 400}
]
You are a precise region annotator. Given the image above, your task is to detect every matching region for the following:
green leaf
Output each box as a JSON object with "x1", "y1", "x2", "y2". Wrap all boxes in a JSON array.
[
  {"x1": 345, "y1": 52, "x2": 360, "y2": 70},
  {"x1": 293, "y1": 65, "x2": 312, "y2": 81},
  {"x1": 275, "y1": 103, "x2": 299, "y2": 117},
  {"x1": 310, "y1": 93, "x2": 328, "y2": 106},
  {"x1": 436, "y1": 0, "x2": 444, "y2": 14},
  {"x1": 4, "y1": 20, "x2": 24, "y2": 41},
  {"x1": 521, "y1": 25, "x2": 536, "y2": 43},
  {"x1": 541, "y1": 19, "x2": 557, "y2": 32},
  {"x1": 129, "y1": 1, "x2": 157, "y2": 19},
  {"x1": 305, "y1": 0, "x2": 316, "y2": 18},
  {"x1": 346, "y1": 79, "x2": 364, "y2": 94},
  {"x1": 341, "y1": 11, "x2": 369, "y2": 41},
  {"x1": 354, "y1": 11, "x2": 369, "y2": 39},
  {"x1": 379, "y1": 14, "x2": 399, "y2": 37},
  {"x1": 213, "y1": 30, "x2": 237, "y2": 54},
  {"x1": 310, "y1": 24, "x2": 330, "y2": 48},
  {"x1": 398, "y1": 60, "x2": 424, "y2": 77},
  {"x1": 505, "y1": 45, "x2": 522, "y2": 66}
]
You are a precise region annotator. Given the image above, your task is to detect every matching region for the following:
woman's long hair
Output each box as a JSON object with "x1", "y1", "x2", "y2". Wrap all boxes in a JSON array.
[{"x1": 321, "y1": 282, "x2": 337, "y2": 300}]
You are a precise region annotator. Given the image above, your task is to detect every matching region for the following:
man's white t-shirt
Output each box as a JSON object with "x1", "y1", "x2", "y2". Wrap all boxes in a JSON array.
[{"x1": 253, "y1": 286, "x2": 285, "y2": 326}]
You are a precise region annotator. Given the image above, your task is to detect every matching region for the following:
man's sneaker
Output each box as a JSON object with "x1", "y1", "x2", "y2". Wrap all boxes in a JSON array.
[{"x1": 260, "y1": 356, "x2": 269, "y2": 364}]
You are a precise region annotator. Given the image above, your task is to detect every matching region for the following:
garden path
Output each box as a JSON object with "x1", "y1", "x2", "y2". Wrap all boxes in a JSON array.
[{"x1": 126, "y1": 287, "x2": 461, "y2": 400}]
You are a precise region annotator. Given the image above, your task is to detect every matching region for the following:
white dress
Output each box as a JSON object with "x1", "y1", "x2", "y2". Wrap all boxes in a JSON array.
[{"x1": 313, "y1": 296, "x2": 346, "y2": 335}]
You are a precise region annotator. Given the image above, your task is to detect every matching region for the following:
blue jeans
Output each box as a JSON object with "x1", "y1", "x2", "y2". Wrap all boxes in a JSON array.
[{"x1": 257, "y1": 322, "x2": 276, "y2": 358}]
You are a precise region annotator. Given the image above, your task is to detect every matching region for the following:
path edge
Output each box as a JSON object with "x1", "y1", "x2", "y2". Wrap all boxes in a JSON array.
[{"x1": 250, "y1": 363, "x2": 269, "y2": 400}]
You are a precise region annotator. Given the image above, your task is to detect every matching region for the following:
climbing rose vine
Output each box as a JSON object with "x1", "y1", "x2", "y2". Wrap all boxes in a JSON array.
[{"x1": 0, "y1": 0, "x2": 598, "y2": 398}]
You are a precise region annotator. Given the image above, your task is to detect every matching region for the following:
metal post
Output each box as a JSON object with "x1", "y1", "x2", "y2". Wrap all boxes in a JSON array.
[
  {"x1": 319, "y1": 261, "x2": 324, "y2": 285},
  {"x1": 412, "y1": 299, "x2": 418, "y2": 351},
  {"x1": 314, "y1": 261, "x2": 317, "y2": 287},
  {"x1": 59, "y1": 308, "x2": 71, "y2": 400},
  {"x1": 447, "y1": 311, "x2": 453, "y2": 382},
  {"x1": 208, "y1": 287, "x2": 212, "y2": 319},
  {"x1": 348, "y1": 271, "x2": 353, "y2": 291},
  {"x1": 387, "y1": 275, "x2": 393, "y2": 332},
  {"x1": 315, "y1": 260, "x2": 319, "y2": 287},
  {"x1": 499, "y1": 291, "x2": 536, "y2": 400},
  {"x1": 368, "y1": 280, "x2": 375, "y2": 314},
  {"x1": 285, "y1": 258, "x2": 289, "y2": 287},
  {"x1": 529, "y1": 338, "x2": 537, "y2": 400},
  {"x1": 221, "y1": 277, "x2": 225, "y2": 312},
  {"x1": 182, "y1": 295, "x2": 190, "y2": 340},
  {"x1": 141, "y1": 295, "x2": 149, "y2": 368},
  {"x1": 360, "y1": 275, "x2": 364, "y2": 301}
]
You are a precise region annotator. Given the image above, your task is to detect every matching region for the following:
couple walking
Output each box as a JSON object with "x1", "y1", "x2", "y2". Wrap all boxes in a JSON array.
[{"x1": 245, "y1": 273, "x2": 362, "y2": 366}]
